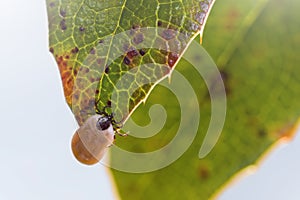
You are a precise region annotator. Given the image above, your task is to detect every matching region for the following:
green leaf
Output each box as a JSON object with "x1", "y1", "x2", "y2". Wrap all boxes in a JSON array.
[
  {"x1": 46, "y1": 0, "x2": 215, "y2": 125},
  {"x1": 109, "y1": 0, "x2": 300, "y2": 199},
  {"x1": 46, "y1": 0, "x2": 300, "y2": 199}
]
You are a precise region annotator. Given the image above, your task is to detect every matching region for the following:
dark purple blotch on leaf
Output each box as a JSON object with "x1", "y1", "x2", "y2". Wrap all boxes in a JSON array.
[
  {"x1": 71, "y1": 47, "x2": 79, "y2": 54},
  {"x1": 49, "y1": 47, "x2": 54, "y2": 54},
  {"x1": 127, "y1": 49, "x2": 139, "y2": 58},
  {"x1": 79, "y1": 26, "x2": 85, "y2": 32},
  {"x1": 90, "y1": 48, "x2": 96, "y2": 55},
  {"x1": 162, "y1": 29, "x2": 176, "y2": 40},
  {"x1": 105, "y1": 66, "x2": 110, "y2": 74},
  {"x1": 49, "y1": 2, "x2": 55, "y2": 8},
  {"x1": 157, "y1": 20, "x2": 163, "y2": 27},
  {"x1": 60, "y1": 8, "x2": 67, "y2": 17},
  {"x1": 139, "y1": 49, "x2": 146, "y2": 56},
  {"x1": 133, "y1": 33, "x2": 144, "y2": 45},
  {"x1": 60, "y1": 19, "x2": 67, "y2": 31},
  {"x1": 123, "y1": 57, "x2": 131, "y2": 65}
]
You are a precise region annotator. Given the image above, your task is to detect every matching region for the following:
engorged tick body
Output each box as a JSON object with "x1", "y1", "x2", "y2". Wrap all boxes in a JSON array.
[{"x1": 71, "y1": 106, "x2": 127, "y2": 165}]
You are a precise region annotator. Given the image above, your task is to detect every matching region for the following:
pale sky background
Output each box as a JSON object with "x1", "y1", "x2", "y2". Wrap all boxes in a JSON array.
[{"x1": 0, "y1": 1, "x2": 299, "y2": 200}]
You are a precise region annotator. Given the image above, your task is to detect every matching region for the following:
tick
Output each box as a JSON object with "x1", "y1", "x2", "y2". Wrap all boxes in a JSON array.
[{"x1": 71, "y1": 104, "x2": 127, "y2": 165}]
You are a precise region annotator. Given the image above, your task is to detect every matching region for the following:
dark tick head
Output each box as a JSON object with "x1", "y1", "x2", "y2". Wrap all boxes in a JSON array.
[{"x1": 96, "y1": 115, "x2": 112, "y2": 131}]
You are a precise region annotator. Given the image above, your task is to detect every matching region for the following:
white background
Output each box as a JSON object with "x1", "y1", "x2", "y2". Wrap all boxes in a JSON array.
[{"x1": 0, "y1": 1, "x2": 299, "y2": 199}]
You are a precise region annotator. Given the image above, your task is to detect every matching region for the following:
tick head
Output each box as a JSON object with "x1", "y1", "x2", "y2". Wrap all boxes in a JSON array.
[{"x1": 96, "y1": 115, "x2": 111, "y2": 131}]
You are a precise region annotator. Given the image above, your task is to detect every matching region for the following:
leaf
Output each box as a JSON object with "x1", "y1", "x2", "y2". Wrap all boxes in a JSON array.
[
  {"x1": 109, "y1": 0, "x2": 300, "y2": 199},
  {"x1": 46, "y1": 0, "x2": 215, "y2": 125}
]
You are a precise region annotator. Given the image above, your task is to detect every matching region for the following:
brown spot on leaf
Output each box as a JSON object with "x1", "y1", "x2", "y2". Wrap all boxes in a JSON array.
[
  {"x1": 60, "y1": 19, "x2": 67, "y2": 31},
  {"x1": 49, "y1": 2, "x2": 55, "y2": 8},
  {"x1": 224, "y1": 8, "x2": 240, "y2": 30},
  {"x1": 107, "y1": 100, "x2": 112, "y2": 107},
  {"x1": 127, "y1": 49, "x2": 139, "y2": 59},
  {"x1": 139, "y1": 49, "x2": 146, "y2": 56},
  {"x1": 90, "y1": 48, "x2": 96, "y2": 55},
  {"x1": 200, "y1": 2, "x2": 209, "y2": 13},
  {"x1": 79, "y1": 26, "x2": 85, "y2": 32},
  {"x1": 71, "y1": 47, "x2": 79, "y2": 54},
  {"x1": 198, "y1": 165, "x2": 210, "y2": 180},
  {"x1": 157, "y1": 20, "x2": 162, "y2": 27},
  {"x1": 49, "y1": 47, "x2": 54, "y2": 54},
  {"x1": 162, "y1": 29, "x2": 176, "y2": 40},
  {"x1": 195, "y1": 12, "x2": 206, "y2": 25},
  {"x1": 62, "y1": 61, "x2": 67, "y2": 67},
  {"x1": 73, "y1": 93, "x2": 79, "y2": 101},
  {"x1": 60, "y1": 8, "x2": 67, "y2": 17},
  {"x1": 123, "y1": 43, "x2": 130, "y2": 52},
  {"x1": 220, "y1": 70, "x2": 228, "y2": 81},
  {"x1": 220, "y1": 70, "x2": 230, "y2": 95},
  {"x1": 258, "y1": 129, "x2": 267, "y2": 138},
  {"x1": 123, "y1": 57, "x2": 131, "y2": 65},
  {"x1": 73, "y1": 69, "x2": 78, "y2": 76},
  {"x1": 55, "y1": 55, "x2": 74, "y2": 105},
  {"x1": 97, "y1": 58, "x2": 102, "y2": 65},
  {"x1": 130, "y1": 25, "x2": 140, "y2": 35},
  {"x1": 208, "y1": 69, "x2": 230, "y2": 97},
  {"x1": 132, "y1": 25, "x2": 140, "y2": 30},
  {"x1": 105, "y1": 66, "x2": 110, "y2": 74},
  {"x1": 167, "y1": 52, "x2": 179, "y2": 68}
]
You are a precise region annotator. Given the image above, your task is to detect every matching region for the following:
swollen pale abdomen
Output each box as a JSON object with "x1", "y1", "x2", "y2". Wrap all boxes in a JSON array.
[{"x1": 71, "y1": 115, "x2": 115, "y2": 165}]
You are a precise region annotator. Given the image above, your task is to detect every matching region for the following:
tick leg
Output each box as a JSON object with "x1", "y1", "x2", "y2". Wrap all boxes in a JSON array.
[
  {"x1": 111, "y1": 117, "x2": 124, "y2": 128},
  {"x1": 95, "y1": 100, "x2": 110, "y2": 116},
  {"x1": 94, "y1": 98, "x2": 102, "y2": 114},
  {"x1": 115, "y1": 129, "x2": 128, "y2": 137}
]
